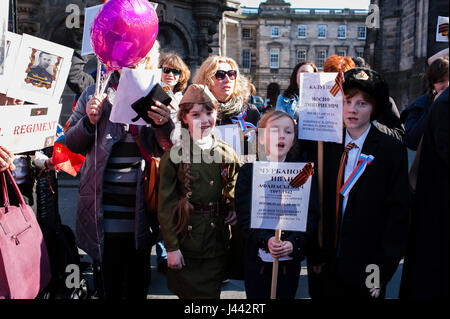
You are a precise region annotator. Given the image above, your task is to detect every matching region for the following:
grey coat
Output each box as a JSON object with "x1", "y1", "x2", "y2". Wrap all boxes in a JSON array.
[{"x1": 65, "y1": 77, "x2": 174, "y2": 262}]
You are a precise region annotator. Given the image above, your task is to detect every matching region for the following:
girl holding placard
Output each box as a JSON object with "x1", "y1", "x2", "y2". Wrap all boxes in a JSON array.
[
  {"x1": 235, "y1": 110, "x2": 318, "y2": 299},
  {"x1": 157, "y1": 84, "x2": 241, "y2": 299}
]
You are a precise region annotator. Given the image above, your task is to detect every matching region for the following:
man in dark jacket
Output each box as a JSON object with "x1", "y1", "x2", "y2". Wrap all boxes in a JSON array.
[{"x1": 400, "y1": 88, "x2": 449, "y2": 299}]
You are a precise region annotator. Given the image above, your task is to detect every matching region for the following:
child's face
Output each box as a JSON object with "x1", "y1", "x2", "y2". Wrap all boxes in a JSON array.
[
  {"x1": 343, "y1": 90, "x2": 373, "y2": 133},
  {"x1": 183, "y1": 103, "x2": 217, "y2": 140},
  {"x1": 261, "y1": 116, "x2": 295, "y2": 161}
]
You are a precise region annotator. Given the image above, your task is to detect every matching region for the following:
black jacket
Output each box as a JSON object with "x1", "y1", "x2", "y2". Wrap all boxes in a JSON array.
[{"x1": 321, "y1": 125, "x2": 410, "y2": 287}]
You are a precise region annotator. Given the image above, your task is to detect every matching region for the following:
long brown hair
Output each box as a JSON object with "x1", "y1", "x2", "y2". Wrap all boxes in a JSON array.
[
  {"x1": 284, "y1": 61, "x2": 318, "y2": 98},
  {"x1": 171, "y1": 100, "x2": 218, "y2": 235}
]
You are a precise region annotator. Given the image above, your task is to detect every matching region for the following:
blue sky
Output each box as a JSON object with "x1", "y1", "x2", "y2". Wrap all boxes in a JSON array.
[{"x1": 239, "y1": 0, "x2": 371, "y2": 9}]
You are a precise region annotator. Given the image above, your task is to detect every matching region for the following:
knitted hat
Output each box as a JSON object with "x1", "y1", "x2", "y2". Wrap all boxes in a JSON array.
[
  {"x1": 343, "y1": 67, "x2": 390, "y2": 118},
  {"x1": 179, "y1": 84, "x2": 217, "y2": 106}
]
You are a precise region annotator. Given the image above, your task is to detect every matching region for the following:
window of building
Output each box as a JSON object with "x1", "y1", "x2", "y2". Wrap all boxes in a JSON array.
[
  {"x1": 242, "y1": 28, "x2": 251, "y2": 39},
  {"x1": 316, "y1": 49, "x2": 327, "y2": 69},
  {"x1": 297, "y1": 49, "x2": 307, "y2": 63},
  {"x1": 337, "y1": 49, "x2": 347, "y2": 57},
  {"x1": 269, "y1": 48, "x2": 279, "y2": 68},
  {"x1": 298, "y1": 25, "x2": 307, "y2": 38},
  {"x1": 271, "y1": 26, "x2": 279, "y2": 38},
  {"x1": 318, "y1": 25, "x2": 327, "y2": 38},
  {"x1": 357, "y1": 26, "x2": 366, "y2": 40},
  {"x1": 337, "y1": 25, "x2": 346, "y2": 39},
  {"x1": 242, "y1": 49, "x2": 251, "y2": 69},
  {"x1": 355, "y1": 48, "x2": 364, "y2": 58}
]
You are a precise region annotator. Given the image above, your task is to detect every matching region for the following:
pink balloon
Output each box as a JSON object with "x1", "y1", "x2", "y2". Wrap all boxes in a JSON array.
[{"x1": 90, "y1": 0, "x2": 159, "y2": 70}]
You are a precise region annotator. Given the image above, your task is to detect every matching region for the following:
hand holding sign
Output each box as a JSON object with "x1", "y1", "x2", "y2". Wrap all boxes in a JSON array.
[{"x1": 268, "y1": 236, "x2": 293, "y2": 259}]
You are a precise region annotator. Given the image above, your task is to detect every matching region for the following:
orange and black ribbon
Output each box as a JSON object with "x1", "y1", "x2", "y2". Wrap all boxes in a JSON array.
[
  {"x1": 289, "y1": 162, "x2": 314, "y2": 188},
  {"x1": 329, "y1": 71, "x2": 344, "y2": 97}
]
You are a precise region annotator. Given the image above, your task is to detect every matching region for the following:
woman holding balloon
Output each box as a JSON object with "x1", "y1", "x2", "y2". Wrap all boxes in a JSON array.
[{"x1": 64, "y1": 0, "x2": 172, "y2": 299}]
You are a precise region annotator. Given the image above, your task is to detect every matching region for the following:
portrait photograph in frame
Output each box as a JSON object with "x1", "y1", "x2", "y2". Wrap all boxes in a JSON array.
[
  {"x1": 6, "y1": 33, "x2": 73, "y2": 105},
  {"x1": 0, "y1": 31, "x2": 22, "y2": 94}
]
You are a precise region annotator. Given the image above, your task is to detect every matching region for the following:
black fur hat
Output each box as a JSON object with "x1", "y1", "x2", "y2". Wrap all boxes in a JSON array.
[{"x1": 343, "y1": 67, "x2": 390, "y2": 118}]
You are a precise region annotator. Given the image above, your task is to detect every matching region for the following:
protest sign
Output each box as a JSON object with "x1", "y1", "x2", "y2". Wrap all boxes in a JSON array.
[
  {"x1": 6, "y1": 34, "x2": 73, "y2": 105},
  {"x1": 0, "y1": 104, "x2": 62, "y2": 153},
  {"x1": 297, "y1": 72, "x2": 343, "y2": 143},
  {"x1": 0, "y1": 31, "x2": 21, "y2": 94},
  {"x1": 251, "y1": 161, "x2": 312, "y2": 232},
  {"x1": 110, "y1": 67, "x2": 162, "y2": 125},
  {"x1": 0, "y1": 0, "x2": 8, "y2": 76},
  {"x1": 436, "y1": 16, "x2": 449, "y2": 42},
  {"x1": 81, "y1": 4, "x2": 103, "y2": 56},
  {"x1": 214, "y1": 124, "x2": 242, "y2": 156}
]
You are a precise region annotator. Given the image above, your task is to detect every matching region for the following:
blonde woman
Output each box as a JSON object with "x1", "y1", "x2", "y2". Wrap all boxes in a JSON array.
[{"x1": 193, "y1": 56, "x2": 260, "y2": 133}]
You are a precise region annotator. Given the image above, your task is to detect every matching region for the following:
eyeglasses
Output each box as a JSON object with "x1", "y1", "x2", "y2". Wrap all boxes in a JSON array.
[
  {"x1": 214, "y1": 70, "x2": 237, "y2": 81},
  {"x1": 162, "y1": 67, "x2": 181, "y2": 76}
]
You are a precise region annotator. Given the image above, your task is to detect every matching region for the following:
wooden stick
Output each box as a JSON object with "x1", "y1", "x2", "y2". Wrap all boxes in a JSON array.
[
  {"x1": 270, "y1": 229, "x2": 282, "y2": 299},
  {"x1": 318, "y1": 141, "x2": 324, "y2": 248}
]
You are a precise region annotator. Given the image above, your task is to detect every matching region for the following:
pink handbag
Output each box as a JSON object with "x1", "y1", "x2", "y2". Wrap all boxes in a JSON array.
[{"x1": 0, "y1": 169, "x2": 51, "y2": 299}]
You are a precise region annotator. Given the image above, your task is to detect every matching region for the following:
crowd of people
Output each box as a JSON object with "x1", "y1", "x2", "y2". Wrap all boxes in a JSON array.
[{"x1": 0, "y1": 43, "x2": 448, "y2": 300}]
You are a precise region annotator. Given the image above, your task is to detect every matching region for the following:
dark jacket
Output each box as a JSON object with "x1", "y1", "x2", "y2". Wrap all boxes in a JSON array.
[
  {"x1": 65, "y1": 74, "x2": 174, "y2": 262},
  {"x1": 400, "y1": 93, "x2": 432, "y2": 150},
  {"x1": 374, "y1": 97, "x2": 405, "y2": 142},
  {"x1": 66, "y1": 50, "x2": 96, "y2": 96},
  {"x1": 321, "y1": 125, "x2": 410, "y2": 288},
  {"x1": 400, "y1": 88, "x2": 449, "y2": 299}
]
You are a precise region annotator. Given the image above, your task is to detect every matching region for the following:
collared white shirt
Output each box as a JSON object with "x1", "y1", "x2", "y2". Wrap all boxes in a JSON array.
[{"x1": 342, "y1": 124, "x2": 371, "y2": 213}]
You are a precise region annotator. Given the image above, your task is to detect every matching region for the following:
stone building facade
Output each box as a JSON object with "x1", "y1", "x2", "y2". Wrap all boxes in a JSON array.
[
  {"x1": 365, "y1": 0, "x2": 449, "y2": 111},
  {"x1": 221, "y1": 0, "x2": 368, "y2": 106}
]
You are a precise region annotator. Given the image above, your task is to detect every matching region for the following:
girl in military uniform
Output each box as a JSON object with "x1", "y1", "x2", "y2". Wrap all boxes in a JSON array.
[{"x1": 158, "y1": 84, "x2": 241, "y2": 299}]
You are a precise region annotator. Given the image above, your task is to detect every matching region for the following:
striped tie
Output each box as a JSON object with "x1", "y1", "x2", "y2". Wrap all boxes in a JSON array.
[{"x1": 335, "y1": 142, "x2": 357, "y2": 248}]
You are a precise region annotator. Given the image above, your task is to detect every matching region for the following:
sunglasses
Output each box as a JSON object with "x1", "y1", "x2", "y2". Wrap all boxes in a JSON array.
[
  {"x1": 214, "y1": 70, "x2": 237, "y2": 80},
  {"x1": 162, "y1": 67, "x2": 181, "y2": 76}
]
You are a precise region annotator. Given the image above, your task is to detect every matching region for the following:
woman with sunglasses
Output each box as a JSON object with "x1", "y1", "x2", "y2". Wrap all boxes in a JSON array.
[
  {"x1": 159, "y1": 52, "x2": 191, "y2": 123},
  {"x1": 193, "y1": 56, "x2": 260, "y2": 152}
]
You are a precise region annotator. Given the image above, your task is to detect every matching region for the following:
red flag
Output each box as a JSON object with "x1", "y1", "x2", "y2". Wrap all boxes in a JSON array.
[{"x1": 52, "y1": 142, "x2": 85, "y2": 176}]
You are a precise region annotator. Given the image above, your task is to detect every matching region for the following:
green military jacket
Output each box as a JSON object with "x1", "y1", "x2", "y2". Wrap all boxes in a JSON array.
[{"x1": 158, "y1": 135, "x2": 241, "y2": 259}]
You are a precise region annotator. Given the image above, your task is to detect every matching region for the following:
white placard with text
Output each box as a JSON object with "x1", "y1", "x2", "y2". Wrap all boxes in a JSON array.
[
  {"x1": 251, "y1": 161, "x2": 312, "y2": 232},
  {"x1": 0, "y1": 104, "x2": 62, "y2": 153},
  {"x1": 297, "y1": 72, "x2": 343, "y2": 143}
]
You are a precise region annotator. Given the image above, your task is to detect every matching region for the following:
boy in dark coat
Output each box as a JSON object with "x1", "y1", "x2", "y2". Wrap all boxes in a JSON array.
[{"x1": 319, "y1": 68, "x2": 410, "y2": 298}]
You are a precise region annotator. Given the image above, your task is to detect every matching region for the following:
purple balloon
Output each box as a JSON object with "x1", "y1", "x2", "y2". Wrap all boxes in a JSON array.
[{"x1": 90, "y1": 0, "x2": 159, "y2": 70}]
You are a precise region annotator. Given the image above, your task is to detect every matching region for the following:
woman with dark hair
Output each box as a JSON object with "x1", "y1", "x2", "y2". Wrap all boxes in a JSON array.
[
  {"x1": 276, "y1": 61, "x2": 318, "y2": 121},
  {"x1": 400, "y1": 56, "x2": 449, "y2": 150}
]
